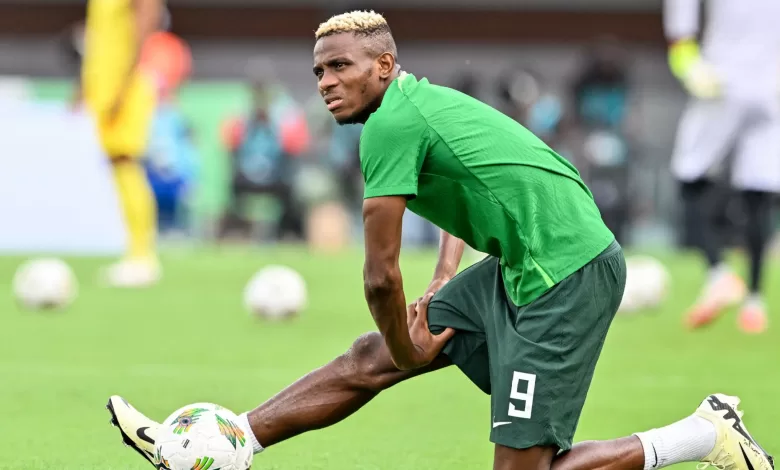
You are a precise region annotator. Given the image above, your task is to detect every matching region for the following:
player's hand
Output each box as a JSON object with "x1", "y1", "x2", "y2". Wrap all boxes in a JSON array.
[
  {"x1": 106, "y1": 94, "x2": 125, "y2": 125},
  {"x1": 405, "y1": 293, "x2": 455, "y2": 369},
  {"x1": 422, "y1": 277, "x2": 450, "y2": 299},
  {"x1": 668, "y1": 39, "x2": 720, "y2": 99}
]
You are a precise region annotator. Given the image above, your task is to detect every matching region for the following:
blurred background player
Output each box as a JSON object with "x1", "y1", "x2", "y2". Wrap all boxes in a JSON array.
[
  {"x1": 664, "y1": 0, "x2": 780, "y2": 333},
  {"x1": 81, "y1": 0, "x2": 164, "y2": 287}
]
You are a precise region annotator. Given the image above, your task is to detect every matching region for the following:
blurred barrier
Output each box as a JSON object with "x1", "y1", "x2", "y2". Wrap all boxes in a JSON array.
[{"x1": 0, "y1": 100, "x2": 126, "y2": 254}]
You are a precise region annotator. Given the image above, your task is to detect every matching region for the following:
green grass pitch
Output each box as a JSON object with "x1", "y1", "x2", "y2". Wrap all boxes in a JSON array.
[{"x1": 1, "y1": 247, "x2": 778, "y2": 469}]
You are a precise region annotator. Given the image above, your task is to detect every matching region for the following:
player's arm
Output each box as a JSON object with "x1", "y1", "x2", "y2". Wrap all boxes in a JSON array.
[
  {"x1": 663, "y1": 0, "x2": 719, "y2": 98},
  {"x1": 424, "y1": 230, "x2": 465, "y2": 296},
  {"x1": 664, "y1": 0, "x2": 701, "y2": 78},
  {"x1": 362, "y1": 196, "x2": 418, "y2": 370},
  {"x1": 363, "y1": 197, "x2": 455, "y2": 371},
  {"x1": 109, "y1": 0, "x2": 161, "y2": 117},
  {"x1": 133, "y1": 0, "x2": 162, "y2": 54}
]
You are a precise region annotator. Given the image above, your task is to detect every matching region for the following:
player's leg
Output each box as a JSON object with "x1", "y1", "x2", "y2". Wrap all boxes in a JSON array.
[
  {"x1": 731, "y1": 110, "x2": 780, "y2": 333},
  {"x1": 488, "y1": 242, "x2": 772, "y2": 470},
  {"x1": 494, "y1": 393, "x2": 775, "y2": 470},
  {"x1": 100, "y1": 73, "x2": 160, "y2": 287},
  {"x1": 107, "y1": 333, "x2": 451, "y2": 464},
  {"x1": 107, "y1": 259, "x2": 491, "y2": 466},
  {"x1": 671, "y1": 100, "x2": 747, "y2": 327},
  {"x1": 240, "y1": 332, "x2": 451, "y2": 449},
  {"x1": 738, "y1": 190, "x2": 773, "y2": 332}
]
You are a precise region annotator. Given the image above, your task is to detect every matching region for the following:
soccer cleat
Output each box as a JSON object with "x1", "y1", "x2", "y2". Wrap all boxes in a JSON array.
[
  {"x1": 694, "y1": 394, "x2": 774, "y2": 470},
  {"x1": 738, "y1": 302, "x2": 768, "y2": 334},
  {"x1": 103, "y1": 257, "x2": 162, "y2": 288},
  {"x1": 685, "y1": 272, "x2": 746, "y2": 329},
  {"x1": 106, "y1": 396, "x2": 161, "y2": 468}
]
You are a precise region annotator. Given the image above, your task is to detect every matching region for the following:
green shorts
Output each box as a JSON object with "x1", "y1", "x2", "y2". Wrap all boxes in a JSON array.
[{"x1": 428, "y1": 240, "x2": 625, "y2": 451}]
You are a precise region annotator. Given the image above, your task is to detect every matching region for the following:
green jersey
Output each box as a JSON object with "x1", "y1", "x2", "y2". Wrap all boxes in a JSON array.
[{"x1": 360, "y1": 73, "x2": 614, "y2": 306}]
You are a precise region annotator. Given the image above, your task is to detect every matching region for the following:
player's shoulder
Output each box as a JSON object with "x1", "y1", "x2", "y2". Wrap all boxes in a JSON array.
[{"x1": 363, "y1": 73, "x2": 428, "y2": 135}]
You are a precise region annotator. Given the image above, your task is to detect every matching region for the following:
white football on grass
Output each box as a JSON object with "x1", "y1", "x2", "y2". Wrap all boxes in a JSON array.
[
  {"x1": 12, "y1": 258, "x2": 77, "y2": 310},
  {"x1": 243, "y1": 265, "x2": 307, "y2": 319}
]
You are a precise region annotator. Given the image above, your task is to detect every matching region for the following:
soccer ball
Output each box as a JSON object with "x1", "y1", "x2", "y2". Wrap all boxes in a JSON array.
[
  {"x1": 618, "y1": 255, "x2": 669, "y2": 314},
  {"x1": 12, "y1": 258, "x2": 77, "y2": 310},
  {"x1": 243, "y1": 265, "x2": 307, "y2": 319},
  {"x1": 155, "y1": 404, "x2": 253, "y2": 470}
]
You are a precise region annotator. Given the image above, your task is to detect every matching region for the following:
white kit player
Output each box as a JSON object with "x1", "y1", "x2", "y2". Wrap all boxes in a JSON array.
[{"x1": 665, "y1": 0, "x2": 780, "y2": 333}]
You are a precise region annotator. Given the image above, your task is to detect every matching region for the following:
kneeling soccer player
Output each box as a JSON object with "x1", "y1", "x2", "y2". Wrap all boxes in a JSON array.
[{"x1": 107, "y1": 11, "x2": 774, "y2": 470}]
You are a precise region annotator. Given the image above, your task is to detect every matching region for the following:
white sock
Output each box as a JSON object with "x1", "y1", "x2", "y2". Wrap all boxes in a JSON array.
[
  {"x1": 237, "y1": 412, "x2": 264, "y2": 455},
  {"x1": 634, "y1": 415, "x2": 716, "y2": 470},
  {"x1": 708, "y1": 264, "x2": 730, "y2": 284},
  {"x1": 745, "y1": 294, "x2": 764, "y2": 308}
]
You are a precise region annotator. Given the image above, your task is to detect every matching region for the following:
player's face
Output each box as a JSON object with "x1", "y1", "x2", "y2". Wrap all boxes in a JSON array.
[{"x1": 313, "y1": 33, "x2": 393, "y2": 125}]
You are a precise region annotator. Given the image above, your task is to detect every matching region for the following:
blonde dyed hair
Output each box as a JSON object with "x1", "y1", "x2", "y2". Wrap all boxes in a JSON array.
[{"x1": 315, "y1": 10, "x2": 389, "y2": 40}]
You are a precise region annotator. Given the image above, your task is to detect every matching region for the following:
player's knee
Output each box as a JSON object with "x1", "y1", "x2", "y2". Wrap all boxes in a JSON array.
[{"x1": 342, "y1": 332, "x2": 392, "y2": 392}]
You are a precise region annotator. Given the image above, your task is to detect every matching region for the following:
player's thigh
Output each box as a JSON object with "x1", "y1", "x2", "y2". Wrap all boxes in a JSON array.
[
  {"x1": 428, "y1": 255, "x2": 499, "y2": 395},
  {"x1": 493, "y1": 444, "x2": 557, "y2": 470},
  {"x1": 489, "y1": 241, "x2": 626, "y2": 452},
  {"x1": 97, "y1": 73, "x2": 157, "y2": 158},
  {"x1": 671, "y1": 99, "x2": 746, "y2": 182},
  {"x1": 733, "y1": 108, "x2": 780, "y2": 192}
]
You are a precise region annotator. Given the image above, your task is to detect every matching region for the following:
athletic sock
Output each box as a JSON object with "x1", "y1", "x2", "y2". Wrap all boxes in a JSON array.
[
  {"x1": 112, "y1": 160, "x2": 157, "y2": 260},
  {"x1": 237, "y1": 412, "x2": 264, "y2": 455},
  {"x1": 742, "y1": 190, "x2": 773, "y2": 294},
  {"x1": 707, "y1": 263, "x2": 731, "y2": 285},
  {"x1": 634, "y1": 415, "x2": 716, "y2": 470},
  {"x1": 681, "y1": 180, "x2": 723, "y2": 267}
]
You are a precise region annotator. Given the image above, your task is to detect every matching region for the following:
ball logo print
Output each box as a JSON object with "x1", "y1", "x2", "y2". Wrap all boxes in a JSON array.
[
  {"x1": 153, "y1": 446, "x2": 171, "y2": 470},
  {"x1": 171, "y1": 408, "x2": 209, "y2": 435},
  {"x1": 191, "y1": 456, "x2": 215, "y2": 470},
  {"x1": 215, "y1": 415, "x2": 247, "y2": 450}
]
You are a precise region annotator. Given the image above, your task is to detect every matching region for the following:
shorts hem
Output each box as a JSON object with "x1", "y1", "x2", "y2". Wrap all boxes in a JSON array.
[{"x1": 490, "y1": 433, "x2": 572, "y2": 452}]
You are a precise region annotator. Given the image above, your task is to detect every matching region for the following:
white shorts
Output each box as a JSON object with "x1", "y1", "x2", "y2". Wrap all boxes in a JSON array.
[{"x1": 671, "y1": 98, "x2": 780, "y2": 192}]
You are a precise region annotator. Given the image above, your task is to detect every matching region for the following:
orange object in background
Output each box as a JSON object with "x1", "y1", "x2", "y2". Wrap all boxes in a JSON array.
[{"x1": 140, "y1": 31, "x2": 192, "y2": 96}]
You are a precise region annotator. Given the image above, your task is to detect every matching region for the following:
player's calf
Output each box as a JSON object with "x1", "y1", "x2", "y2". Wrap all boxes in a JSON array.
[{"x1": 241, "y1": 332, "x2": 450, "y2": 448}]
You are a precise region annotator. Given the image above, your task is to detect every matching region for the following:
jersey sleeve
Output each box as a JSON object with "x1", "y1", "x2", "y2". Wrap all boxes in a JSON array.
[
  {"x1": 359, "y1": 99, "x2": 430, "y2": 199},
  {"x1": 663, "y1": 0, "x2": 701, "y2": 40}
]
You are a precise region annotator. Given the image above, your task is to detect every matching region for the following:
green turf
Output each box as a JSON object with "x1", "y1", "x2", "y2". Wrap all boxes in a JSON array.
[{"x1": 0, "y1": 247, "x2": 778, "y2": 469}]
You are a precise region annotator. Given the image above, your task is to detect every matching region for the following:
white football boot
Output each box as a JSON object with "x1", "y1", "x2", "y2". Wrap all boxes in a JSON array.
[
  {"x1": 103, "y1": 258, "x2": 162, "y2": 288},
  {"x1": 106, "y1": 396, "x2": 162, "y2": 468},
  {"x1": 695, "y1": 394, "x2": 774, "y2": 470}
]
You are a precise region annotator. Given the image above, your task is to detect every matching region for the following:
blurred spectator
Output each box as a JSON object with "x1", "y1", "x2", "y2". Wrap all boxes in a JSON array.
[
  {"x1": 144, "y1": 98, "x2": 199, "y2": 236},
  {"x1": 218, "y1": 66, "x2": 310, "y2": 242},
  {"x1": 496, "y1": 66, "x2": 568, "y2": 150},
  {"x1": 569, "y1": 37, "x2": 633, "y2": 243},
  {"x1": 495, "y1": 67, "x2": 542, "y2": 127}
]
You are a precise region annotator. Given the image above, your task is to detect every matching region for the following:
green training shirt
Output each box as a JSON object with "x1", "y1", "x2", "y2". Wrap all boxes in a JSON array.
[{"x1": 360, "y1": 73, "x2": 615, "y2": 307}]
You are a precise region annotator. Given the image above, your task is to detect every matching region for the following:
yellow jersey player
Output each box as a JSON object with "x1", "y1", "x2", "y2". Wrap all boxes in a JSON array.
[{"x1": 82, "y1": 0, "x2": 163, "y2": 287}]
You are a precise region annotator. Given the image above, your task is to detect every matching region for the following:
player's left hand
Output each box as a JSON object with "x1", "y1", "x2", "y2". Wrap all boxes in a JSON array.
[
  {"x1": 405, "y1": 293, "x2": 456, "y2": 369},
  {"x1": 422, "y1": 277, "x2": 450, "y2": 299}
]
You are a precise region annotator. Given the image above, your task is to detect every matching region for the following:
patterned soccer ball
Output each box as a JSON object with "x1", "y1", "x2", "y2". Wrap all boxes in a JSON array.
[{"x1": 155, "y1": 403, "x2": 253, "y2": 470}]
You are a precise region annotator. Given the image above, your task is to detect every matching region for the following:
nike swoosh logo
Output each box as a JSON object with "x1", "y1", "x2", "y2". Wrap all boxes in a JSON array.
[
  {"x1": 652, "y1": 443, "x2": 659, "y2": 468},
  {"x1": 492, "y1": 421, "x2": 512, "y2": 428},
  {"x1": 740, "y1": 444, "x2": 756, "y2": 470},
  {"x1": 137, "y1": 427, "x2": 155, "y2": 445}
]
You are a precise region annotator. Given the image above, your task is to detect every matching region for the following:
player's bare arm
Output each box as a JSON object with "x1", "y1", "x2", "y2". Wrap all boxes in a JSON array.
[
  {"x1": 108, "y1": 0, "x2": 161, "y2": 120},
  {"x1": 362, "y1": 196, "x2": 453, "y2": 371},
  {"x1": 423, "y1": 230, "x2": 465, "y2": 297}
]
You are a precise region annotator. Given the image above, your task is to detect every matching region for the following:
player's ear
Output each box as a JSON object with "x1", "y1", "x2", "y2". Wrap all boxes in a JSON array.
[{"x1": 376, "y1": 52, "x2": 396, "y2": 79}]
